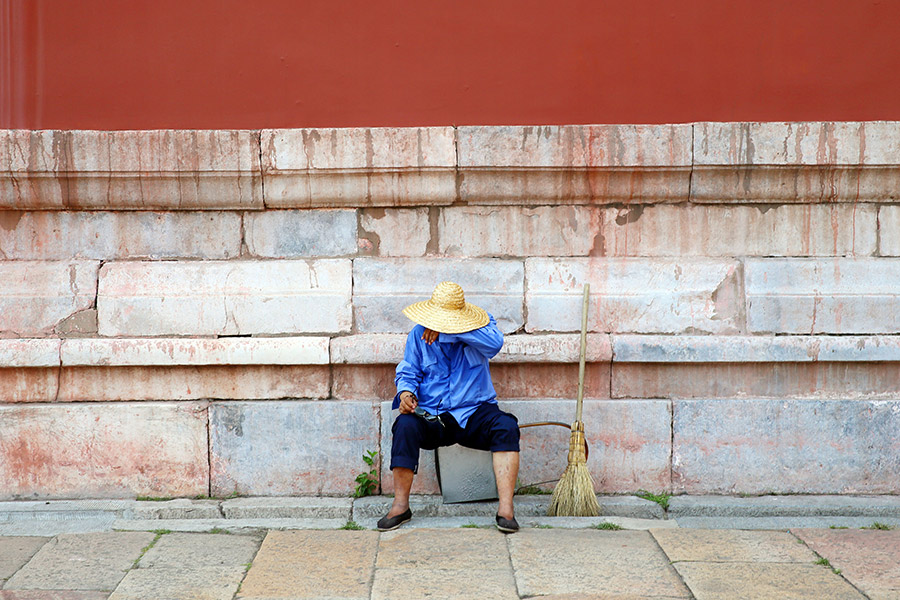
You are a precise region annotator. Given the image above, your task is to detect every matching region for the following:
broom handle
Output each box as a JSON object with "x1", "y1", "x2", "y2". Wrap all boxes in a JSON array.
[{"x1": 575, "y1": 283, "x2": 589, "y2": 423}]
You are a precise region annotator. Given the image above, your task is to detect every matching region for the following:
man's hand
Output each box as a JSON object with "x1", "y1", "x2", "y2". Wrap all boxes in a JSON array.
[
  {"x1": 421, "y1": 328, "x2": 439, "y2": 345},
  {"x1": 398, "y1": 391, "x2": 418, "y2": 414}
]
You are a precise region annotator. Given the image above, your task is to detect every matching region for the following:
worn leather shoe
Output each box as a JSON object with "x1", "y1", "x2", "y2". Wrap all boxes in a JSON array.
[
  {"x1": 495, "y1": 514, "x2": 519, "y2": 533},
  {"x1": 377, "y1": 508, "x2": 412, "y2": 531}
]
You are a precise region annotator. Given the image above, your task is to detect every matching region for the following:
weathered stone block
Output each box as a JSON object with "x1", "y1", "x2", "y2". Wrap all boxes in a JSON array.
[
  {"x1": 0, "y1": 130, "x2": 263, "y2": 210},
  {"x1": 526, "y1": 258, "x2": 741, "y2": 333},
  {"x1": 0, "y1": 402, "x2": 209, "y2": 499},
  {"x1": 330, "y1": 333, "x2": 611, "y2": 365},
  {"x1": 60, "y1": 337, "x2": 329, "y2": 366},
  {"x1": 0, "y1": 368, "x2": 58, "y2": 403},
  {"x1": 596, "y1": 204, "x2": 877, "y2": 257},
  {"x1": 611, "y1": 334, "x2": 900, "y2": 363},
  {"x1": 97, "y1": 259, "x2": 351, "y2": 336},
  {"x1": 58, "y1": 365, "x2": 330, "y2": 401},
  {"x1": 458, "y1": 125, "x2": 692, "y2": 204},
  {"x1": 612, "y1": 362, "x2": 900, "y2": 399},
  {"x1": 692, "y1": 122, "x2": 900, "y2": 202},
  {"x1": 0, "y1": 261, "x2": 99, "y2": 336},
  {"x1": 879, "y1": 205, "x2": 900, "y2": 256},
  {"x1": 746, "y1": 258, "x2": 900, "y2": 333},
  {"x1": 359, "y1": 208, "x2": 432, "y2": 256},
  {"x1": 0, "y1": 339, "x2": 60, "y2": 368},
  {"x1": 244, "y1": 209, "x2": 357, "y2": 257},
  {"x1": 380, "y1": 399, "x2": 671, "y2": 496},
  {"x1": 0, "y1": 211, "x2": 241, "y2": 260},
  {"x1": 261, "y1": 127, "x2": 456, "y2": 207},
  {"x1": 332, "y1": 365, "x2": 398, "y2": 400},
  {"x1": 210, "y1": 400, "x2": 380, "y2": 496},
  {"x1": 673, "y1": 398, "x2": 900, "y2": 494},
  {"x1": 353, "y1": 258, "x2": 524, "y2": 333}
]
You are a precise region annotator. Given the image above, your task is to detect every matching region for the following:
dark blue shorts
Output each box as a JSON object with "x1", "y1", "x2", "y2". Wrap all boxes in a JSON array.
[{"x1": 390, "y1": 402, "x2": 520, "y2": 473}]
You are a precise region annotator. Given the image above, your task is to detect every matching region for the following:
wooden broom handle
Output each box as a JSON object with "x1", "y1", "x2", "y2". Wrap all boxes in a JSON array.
[{"x1": 575, "y1": 283, "x2": 589, "y2": 422}]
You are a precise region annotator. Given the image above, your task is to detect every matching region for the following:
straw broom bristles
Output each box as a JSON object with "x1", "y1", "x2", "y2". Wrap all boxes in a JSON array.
[{"x1": 547, "y1": 284, "x2": 600, "y2": 517}]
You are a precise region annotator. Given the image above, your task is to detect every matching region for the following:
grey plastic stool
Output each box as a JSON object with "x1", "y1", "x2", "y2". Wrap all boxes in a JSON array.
[{"x1": 435, "y1": 444, "x2": 498, "y2": 503}]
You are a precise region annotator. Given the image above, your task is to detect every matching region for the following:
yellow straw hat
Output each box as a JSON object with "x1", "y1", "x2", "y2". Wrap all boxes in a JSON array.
[{"x1": 402, "y1": 281, "x2": 489, "y2": 334}]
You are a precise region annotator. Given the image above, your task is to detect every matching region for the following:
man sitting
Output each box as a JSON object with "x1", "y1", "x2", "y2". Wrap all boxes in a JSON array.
[{"x1": 377, "y1": 281, "x2": 521, "y2": 533}]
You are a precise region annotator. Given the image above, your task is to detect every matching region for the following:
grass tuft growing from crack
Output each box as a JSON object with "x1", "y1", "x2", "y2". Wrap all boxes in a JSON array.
[
  {"x1": 815, "y1": 557, "x2": 841, "y2": 575},
  {"x1": 635, "y1": 490, "x2": 670, "y2": 511},
  {"x1": 135, "y1": 495, "x2": 173, "y2": 502},
  {"x1": 132, "y1": 531, "x2": 167, "y2": 568},
  {"x1": 591, "y1": 522, "x2": 623, "y2": 530},
  {"x1": 862, "y1": 522, "x2": 894, "y2": 530},
  {"x1": 207, "y1": 527, "x2": 231, "y2": 534},
  {"x1": 340, "y1": 520, "x2": 366, "y2": 530}
]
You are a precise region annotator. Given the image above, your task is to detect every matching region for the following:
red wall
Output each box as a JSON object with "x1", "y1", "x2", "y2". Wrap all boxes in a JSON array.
[{"x1": 3, "y1": 0, "x2": 900, "y2": 129}]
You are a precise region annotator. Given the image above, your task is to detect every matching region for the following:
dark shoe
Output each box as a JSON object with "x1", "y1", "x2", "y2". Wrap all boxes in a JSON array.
[
  {"x1": 377, "y1": 508, "x2": 412, "y2": 531},
  {"x1": 495, "y1": 514, "x2": 519, "y2": 533}
]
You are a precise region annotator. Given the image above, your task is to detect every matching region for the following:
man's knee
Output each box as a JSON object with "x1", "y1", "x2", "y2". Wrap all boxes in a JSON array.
[
  {"x1": 491, "y1": 412, "x2": 520, "y2": 452},
  {"x1": 391, "y1": 413, "x2": 423, "y2": 441}
]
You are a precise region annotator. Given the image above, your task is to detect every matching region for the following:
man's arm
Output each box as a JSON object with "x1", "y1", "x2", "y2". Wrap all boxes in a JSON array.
[
  {"x1": 438, "y1": 314, "x2": 504, "y2": 359},
  {"x1": 393, "y1": 329, "x2": 424, "y2": 413}
]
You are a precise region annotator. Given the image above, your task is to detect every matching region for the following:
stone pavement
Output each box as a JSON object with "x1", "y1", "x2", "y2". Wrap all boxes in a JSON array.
[
  {"x1": 2, "y1": 527, "x2": 899, "y2": 599},
  {"x1": 0, "y1": 495, "x2": 899, "y2": 599}
]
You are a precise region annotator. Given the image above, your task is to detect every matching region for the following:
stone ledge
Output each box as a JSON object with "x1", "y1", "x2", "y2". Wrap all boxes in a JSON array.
[
  {"x1": 612, "y1": 335, "x2": 900, "y2": 362},
  {"x1": 668, "y1": 495, "x2": 900, "y2": 518},
  {"x1": 59, "y1": 337, "x2": 330, "y2": 366},
  {"x1": 330, "y1": 333, "x2": 612, "y2": 364},
  {"x1": 0, "y1": 339, "x2": 60, "y2": 367}
]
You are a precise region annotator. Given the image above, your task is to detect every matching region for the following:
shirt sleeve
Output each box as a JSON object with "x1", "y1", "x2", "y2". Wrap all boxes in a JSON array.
[
  {"x1": 392, "y1": 328, "x2": 424, "y2": 409},
  {"x1": 438, "y1": 313, "x2": 504, "y2": 359}
]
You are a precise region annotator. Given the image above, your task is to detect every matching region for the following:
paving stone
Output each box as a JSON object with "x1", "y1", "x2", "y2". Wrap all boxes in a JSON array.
[
  {"x1": 130, "y1": 499, "x2": 221, "y2": 520},
  {"x1": 210, "y1": 401, "x2": 379, "y2": 496},
  {"x1": 881, "y1": 205, "x2": 900, "y2": 256},
  {"x1": 612, "y1": 361, "x2": 900, "y2": 400},
  {"x1": 57, "y1": 365, "x2": 329, "y2": 402},
  {"x1": 372, "y1": 566, "x2": 518, "y2": 600},
  {"x1": 60, "y1": 337, "x2": 329, "y2": 367},
  {"x1": 0, "y1": 211, "x2": 241, "y2": 260},
  {"x1": 261, "y1": 127, "x2": 456, "y2": 208},
  {"x1": 526, "y1": 258, "x2": 741, "y2": 334},
  {"x1": 0, "y1": 402, "x2": 208, "y2": 500},
  {"x1": 107, "y1": 566, "x2": 246, "y2": 600},
  {"x1": 359, "y1": 208, "x2": 431, "y2": 257},
  {"x1": 136, "y1": 532, "x2": 261, "y2": 568},
  {"x1": 674, "y1": 516, "x2": 900, "y2": 530},
  {"x1": 0, "y1": 537, "x2": 49, "y2": 579},
  {"x1": 457, "y1": 125, "x2": 691, "y2": 204},
  {"x1": 673, "y1": 399, "x2": 900, "y2": 494},
  {"x1": 0, "y1": 261, "x2": 99, "y2": 336},
  {"x1": 0, "y1": 592, "x2": 111, "y2": 599},
  {"x1": 612, "y1": 334, "x2": 900, "y2": 363},
  {"x1": 353, "y1": 258, "x2": 525, "y2": 333},
  {"x1": 0, "y1": 340, "x2": 60, "y2": 368},
  {"x1": 794, "y1": 528, "x2": 900, "y2": 599},
  {"x1": 97, "y1": 259, "x2": 352, "y2": 336},
  {"x1": 111, "y1": 518, "x2": 346, "y2": 533},
  {"x1": 221, "y1": 497, "x2": 352, "y2": 519},
  {"x1": 651, "y1": 529, "x2": 816, "y2": 562},
  {"x1": 236, "y1": 530, "x2": 377, "y2": 599},
  {"x1": 668, "y1": 495, "x2": 900, "y2": 518},
  {"x1": 4, "y1": 532, "x2": 154, "y2": 591},
  {"x1": 746, "y1": 258, "x2": 900, "y2": 334},
  {"x1": 509, "y1": 529, "x2": 690, "y2": 598},
  {"x1": 0, "y1": 130, "x2": 263, "y2": 210},
  {"x1": 673, "y1": 562, "x2": 865, "y2": 599},
  {"x1": 244, "y1": 209, "x2": 357, "y2": 257}
]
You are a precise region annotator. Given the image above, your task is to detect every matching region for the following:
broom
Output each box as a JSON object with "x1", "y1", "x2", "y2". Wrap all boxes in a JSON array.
[{"x1": 547, "y1": 283, "x2": 600, "y2": 517}]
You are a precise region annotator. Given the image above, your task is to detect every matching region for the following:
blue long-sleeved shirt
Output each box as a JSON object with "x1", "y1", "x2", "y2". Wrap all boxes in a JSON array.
[{"x1": 393, "y1": 314, "x2": 504, "y2": 428}]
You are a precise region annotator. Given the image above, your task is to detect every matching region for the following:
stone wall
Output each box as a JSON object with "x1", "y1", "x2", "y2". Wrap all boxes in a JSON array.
[{"x1": 1, "y1": 123, "x2": 899, "y2": 500}]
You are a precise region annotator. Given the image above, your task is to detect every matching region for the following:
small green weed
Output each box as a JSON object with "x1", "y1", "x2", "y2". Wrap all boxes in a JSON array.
[
  {"x1": 460, "y1": 523, "x2": 491, "y2": 529},
  {"x1": 340, "y1": 520, "x2": 366, "y2": 530},
  {"x1": 532, "y1": 524, "x2": 554, "y2": 529},
  {"x1": 135, "y1": 495, "x2": 173, "y2": 502},
  {"x1": 815, "y1": 557, "x2": 841, "y2": 575},
  {"x1": 829, "y1": 525, "x2": 849, "y2": 529},
  {"x1": 862, "y1": 522, "x2": 894, "y2": 530},
  {"x1": 353, "y1": 450, "x2": 380, "y2": 498},
  {"x1": 132, "y1": 532, "x2": 163, "y2": 568},
  {"x1": 516, "y1": 484, "x2": 552, "y2": 495},
  {"x1": 150, "y1": 528, "x2": 172, "y2": 535},
  {"x1": 591, "y1": 522, "x2": 623, "y2": 530},
  {"x1": 636, "y1": 490, "x2": 671, "y2": 511},
  {"x1": 208, "y1": 527, "x2": 231, "y2": 534}
]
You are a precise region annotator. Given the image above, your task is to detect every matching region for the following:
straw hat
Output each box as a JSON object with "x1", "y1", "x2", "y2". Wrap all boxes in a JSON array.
[{"x1": 402, "y1": 281, "x2": 489, "y2": 334}]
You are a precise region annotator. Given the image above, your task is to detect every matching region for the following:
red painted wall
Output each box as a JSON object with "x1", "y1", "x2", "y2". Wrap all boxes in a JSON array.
[{"x1": 3, "y1": 0, "x2": 900, "y2": 129}]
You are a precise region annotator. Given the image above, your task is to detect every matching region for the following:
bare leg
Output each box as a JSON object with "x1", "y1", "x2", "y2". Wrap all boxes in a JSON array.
[
  {"x1": 388, "y1": 467, "x2": 414, "y2": 517},
  {"x1": 493, "y1": 451, "x2": 519, "y2": 520}
]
